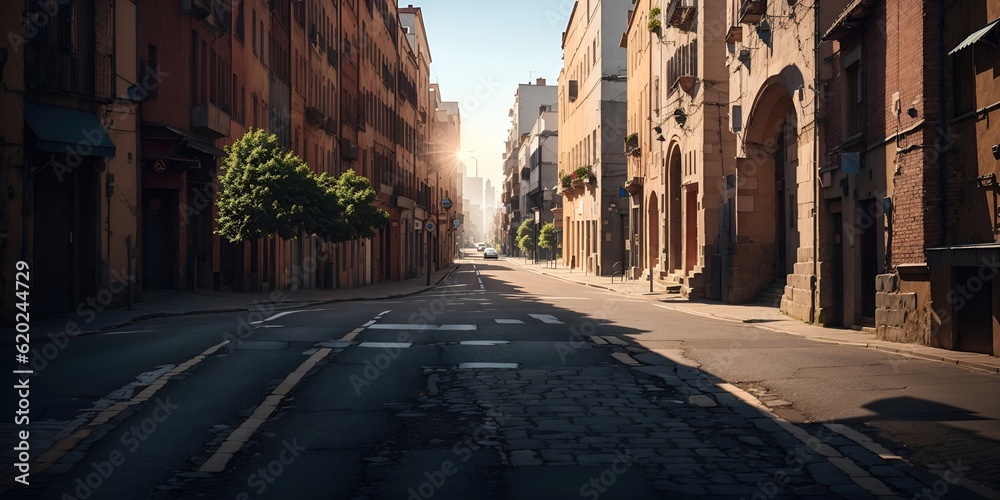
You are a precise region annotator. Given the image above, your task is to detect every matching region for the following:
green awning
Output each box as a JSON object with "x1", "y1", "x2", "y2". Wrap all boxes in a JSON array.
[
  {"x1": 949, "y1": 18, "x2": 999, "y2": 55},
  {"x1": 23, "y1": 101, "x2": 116, "y2": 157}
]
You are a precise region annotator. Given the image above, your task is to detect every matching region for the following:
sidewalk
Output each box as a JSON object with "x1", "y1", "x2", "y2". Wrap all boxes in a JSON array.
[
  {"x1": 507, "y1": 256, "x2": 1000, "y2": 375},
  {"x1": 13, "y1": 266, "x2": 460, "y2": 340}
]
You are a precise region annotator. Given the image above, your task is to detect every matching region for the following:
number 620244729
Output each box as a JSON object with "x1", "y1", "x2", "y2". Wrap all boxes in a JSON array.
[{"x1": 15, "y1": 260, "x2": 30, "y2": 333}]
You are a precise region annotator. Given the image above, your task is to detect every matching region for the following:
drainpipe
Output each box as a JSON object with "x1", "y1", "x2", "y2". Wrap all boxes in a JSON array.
[
  {"x1": 938, "y1": 0, "x2": 947, "y2": 246},
  {"x1": 812, "y1": 0, "x2": 821, "y2": 324}
]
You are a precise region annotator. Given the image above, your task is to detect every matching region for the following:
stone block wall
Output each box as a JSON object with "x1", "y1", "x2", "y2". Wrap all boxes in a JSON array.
[{"x1": 875, "y1": 272, "x2": 930, "y2": 345}]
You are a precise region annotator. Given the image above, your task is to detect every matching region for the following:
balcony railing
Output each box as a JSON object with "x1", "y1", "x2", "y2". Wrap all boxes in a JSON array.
[
  {"x1": 191, "y1": 101, "x2": 231, "y2": 138},
  {"x1": 739, "y1": 0, "x2": 766, "y2": 24},
  {"x1": 25, "y1": 43, "x2": 113, "y2": 100}
]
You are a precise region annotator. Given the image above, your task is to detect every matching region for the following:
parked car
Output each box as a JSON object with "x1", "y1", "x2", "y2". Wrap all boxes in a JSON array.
[
  {"x1": 476, "y1": 243, "x2": 487, "y2": 252},
  {"x1": 483, "y1": 248, "x2": 499, "y2": 259}
]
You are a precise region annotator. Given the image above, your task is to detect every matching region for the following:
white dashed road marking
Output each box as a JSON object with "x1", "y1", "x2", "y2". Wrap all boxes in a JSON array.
[
  {"x1": 458, "y1": 362, "x2": 518, "y2": 369},
  {"x1": 250, "y1": 309, "x2": 328, "y2": 324},
  {"x1": 367, "y1": 324, "x2": 478, "y2": 331},
  {"x1": 528, "y1": 314, "x2": 564, "y2": 324},
  {"x1": 494, "y1": 319, "x2": 525, "y2": 324},
  {"x1": 359, "y1": 342, "x2": 412, "y2": 349}
]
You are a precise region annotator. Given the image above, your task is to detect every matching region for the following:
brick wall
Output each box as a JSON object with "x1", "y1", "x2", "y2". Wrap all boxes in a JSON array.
[{"x1": 883, "y1": 0, "x2": 946, "y2": 267}]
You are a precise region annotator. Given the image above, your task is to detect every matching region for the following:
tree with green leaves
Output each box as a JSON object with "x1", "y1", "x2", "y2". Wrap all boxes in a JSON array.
[
  {"x1": 216, "y1": 129, "x2": 389, "y2": 245},
  {"x1": 216, "y1": 128, "x2": 324, "y2": 242},
  {"x1": 516, "y1": 219, "x2": 535, "y2": 254},
  {"x1": 322, "y1": 169, "x2": 390, "y2": 241},
  {"x1": 538, "y1": 222, "x2": 556, "y2": 250}
]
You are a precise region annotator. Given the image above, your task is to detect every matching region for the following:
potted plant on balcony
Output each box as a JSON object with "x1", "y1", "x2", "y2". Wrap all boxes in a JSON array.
[
  {"x1": 624, "y1": 133, "x2": 639, "y2": 153},
  {"x1": 560, "y1": 172, "x2": 573, "y2": 190},
  {"x1": 573, "y1": 166, "x2": 596, "y2": 188},
  {"x1": 647, "y1": 8, "x2": 662, "y2": 35}
]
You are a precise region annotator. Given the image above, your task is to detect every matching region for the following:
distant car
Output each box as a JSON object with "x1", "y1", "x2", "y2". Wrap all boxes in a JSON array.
[
  {"x1": 476, "y1": 243, "x2": 487, "y2": 252},
  {"x1": 483, "y1": 248, "x2": 499, "y2": 259}
]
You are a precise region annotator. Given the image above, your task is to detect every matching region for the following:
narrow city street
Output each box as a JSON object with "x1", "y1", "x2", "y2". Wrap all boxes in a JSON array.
[{"x1": 3, "y1": 255, "x2": 999, "y2": 499}]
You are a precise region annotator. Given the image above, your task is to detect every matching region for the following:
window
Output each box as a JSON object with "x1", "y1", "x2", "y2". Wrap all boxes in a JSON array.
[
  {"x1": 147, "y1": 44, "x2": 159, "y2": 98},
  {"x1": 252, "y1": 10, "x2": 257, "y2": 54},
  {"x1": 951, "y1": 49, "x2": 975, "y2": 116},
  {"x1": 190, "y1": 32, "x2": 198, "y2": 103},
  {"x1": 844, "y1": 62, "x2": 863, "y2": 136},
  {"x1": 232, "y1": 75, "x2": 237, "y2": 116},
  {"x1": 235, "y1": 1, "x2": 245, "y2": 40},
  {"x1": 201, "y1": 41, "x2": 208, "y2": 104},
  {"x1": 592, "y1": 130, "x2": 597, "y2": 162}
]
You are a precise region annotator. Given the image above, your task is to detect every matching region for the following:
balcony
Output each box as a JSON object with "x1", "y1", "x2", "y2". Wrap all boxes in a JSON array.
[
  {"x1": 181, "y1": 0, "x2": 211, "y2": 19},
  {"x1": 25, "y1": 42, "x2": 113, "y2": 101},
  {"x1": 190, "y1": 101, "x2": 231, "y2": 138},
  {"x1": 327, "y1": 46, "x2": 338, "y2": 68},
  {"x1": 322, "y1": 117, "x2": 337, "y2": 135},
  {"x1": 666, "y1": 0, "x2": 695, "y2": 29},
  {"x1": 739, "y1": 0, "x2": 766, "y2": 24},
  {"x1": 623, "y1": 176, "x2": 643, "y2": 194},
  {"x1": 726, "y1": 25, "x2": 743, "y2": 44},
  {"x1": 340, "y1": 138, "x2": 359, "y2": 161},
  {"x1": 306, "y1": 106, "x2": 325, "y2": 125}
]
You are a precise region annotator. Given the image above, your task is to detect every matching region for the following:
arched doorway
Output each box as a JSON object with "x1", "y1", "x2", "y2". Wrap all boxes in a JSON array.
[
  {"x1": 774, "y1": 112, "x2": 799, "y2": 277},
  {"x1": 732, "y1": 74, "x2": 803, "y2": 304},
  {"x1": 667, "y1": 144, "x2": 682, "y2": 273},
  {"x1": 647, "y1": 191, "x2": 660, "y2": 273}
]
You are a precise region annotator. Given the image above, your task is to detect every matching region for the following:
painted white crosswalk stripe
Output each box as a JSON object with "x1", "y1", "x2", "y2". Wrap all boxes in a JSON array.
[
  {"x1": 437, "y1": 324, "x2": 477, "y2": 331},
  {"x1": 359, "y1": 342, "x2": 412, "y2": 349},
  {"x1": 458, "y1": 362, "x2": 518, "y2": 369},
  {"x1": 494, "y1": 319, "x2": 524, "y2": 324},
  {"x1": 367, "y1": 324, "x2": 478, "y2": 331},
  {"x1": 528, "y1": 314, "x2": 564, "y2": 324}
]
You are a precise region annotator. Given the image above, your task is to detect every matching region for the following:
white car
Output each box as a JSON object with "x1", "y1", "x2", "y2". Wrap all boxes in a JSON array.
[
  {"x1": 476, "y1": 243, "x2": 487, "y2": 252},
  {"x1": 483, "y1": 248, "x2": 499, "y2": 259}
]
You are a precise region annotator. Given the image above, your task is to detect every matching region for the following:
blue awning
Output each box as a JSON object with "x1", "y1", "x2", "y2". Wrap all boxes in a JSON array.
[
  {"x1": 23, "y1": 101, "x2": 116, "y2": 157},
  {"x1": 949, "y1": 18, "x2": 999, "y2": 55}
]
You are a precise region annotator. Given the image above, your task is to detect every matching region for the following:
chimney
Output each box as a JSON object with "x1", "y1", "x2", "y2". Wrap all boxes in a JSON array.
[{"x1": 536, "y1": 78, "x2": 546, "y2": 86}]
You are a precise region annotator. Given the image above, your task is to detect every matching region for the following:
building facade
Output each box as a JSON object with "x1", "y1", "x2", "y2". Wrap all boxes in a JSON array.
[
  {"x1": 558, "y1": 0, "x2": 629, "y2": 276},
  {"x1": 524, "y1": 109, "x2": 559, "y2": 262},
  {"x1": 501, "y1": 79, "x2": 558, "y2": 256},
  {"x1": 1, "y1": 0, "x2": 139, "y2": 315},
  {"x1": 0, "y1": 0, "x2": 458, "y2": 321},
  {"x1": 822, "y1": 0, "x2": 1000, "y2": 356}
]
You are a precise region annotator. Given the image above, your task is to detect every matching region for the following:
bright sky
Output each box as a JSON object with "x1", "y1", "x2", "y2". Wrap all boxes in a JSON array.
[{"x1": 409, "y1": 0, "x2": 573, "y2": 190}]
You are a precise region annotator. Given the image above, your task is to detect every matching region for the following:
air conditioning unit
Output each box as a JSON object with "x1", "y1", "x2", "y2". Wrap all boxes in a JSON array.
[{"x1": 730, "y1": 105, "x2": 743, "y2": 133}]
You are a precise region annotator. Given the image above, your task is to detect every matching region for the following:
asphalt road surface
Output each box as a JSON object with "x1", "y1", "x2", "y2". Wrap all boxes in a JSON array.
[{"x1": 2, "y1": 256, "x2": 999, "y2": 499}]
